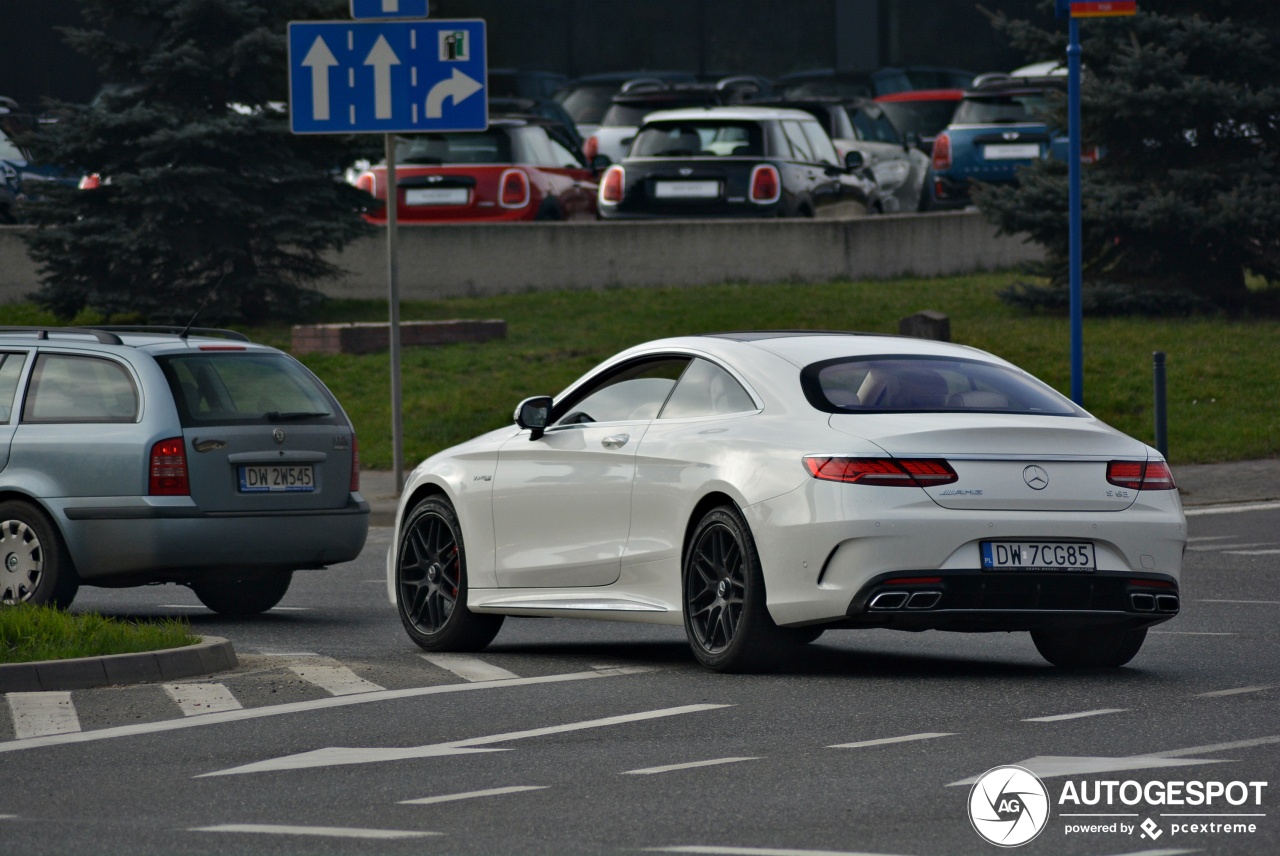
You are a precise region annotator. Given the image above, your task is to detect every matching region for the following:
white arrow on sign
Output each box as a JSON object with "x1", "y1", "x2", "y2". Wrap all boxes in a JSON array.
[
  {"x1": 301, "y1": 37, "x2": 338, "y2": 121},
  {"x1": 364, "y1": 35, "x2": 401, "y2": 120},
  {"x1": 425, "y1": 68, "x2": 483, "y2": 119}
]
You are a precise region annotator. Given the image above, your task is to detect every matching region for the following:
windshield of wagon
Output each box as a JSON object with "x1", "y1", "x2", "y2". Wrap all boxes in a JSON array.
[
  {"x1": 630, "y1": 121, "x2": 765, "y2": 157},
  {"x1": 801, "y1": 355, "x2": 1084, "y2": 415},
  {"x1": 158, "y1": 353, "x2": 342, "y2": 427}
]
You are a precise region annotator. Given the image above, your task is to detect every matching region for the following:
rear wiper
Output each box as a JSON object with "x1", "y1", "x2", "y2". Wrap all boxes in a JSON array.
[{"x1": 265, "y1": 411, "x2": 329, "y2": 421}]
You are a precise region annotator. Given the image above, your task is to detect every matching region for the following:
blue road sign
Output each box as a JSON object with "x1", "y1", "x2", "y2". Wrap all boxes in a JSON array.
[
  {"x1": 351, "y1": 0, "x2": 429, "y2": 20},
  {"x1": 288, "y1": 19, "x2": 486, "y2": 134}
]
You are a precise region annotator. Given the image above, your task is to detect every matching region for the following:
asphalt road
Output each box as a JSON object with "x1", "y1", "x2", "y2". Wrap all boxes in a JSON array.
[{"x1": 3, "y1": 505, "x2": 1279, "y2": 856}]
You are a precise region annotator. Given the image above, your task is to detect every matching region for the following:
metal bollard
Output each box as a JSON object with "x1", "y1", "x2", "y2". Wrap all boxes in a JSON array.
[{"x1": 1153, "y1": 351, "x2": 1168, "y2": 459}]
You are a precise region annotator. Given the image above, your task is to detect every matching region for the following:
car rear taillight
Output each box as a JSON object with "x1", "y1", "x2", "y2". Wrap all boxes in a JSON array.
[
  {"x1": 932, "y1": 132, "x2": 952, "y2": 171},
  {"x1": 584, "y1": 135, "x2": 599, "y2": 161},
  {"x1": 499, "y1": 169, "x2": 530, "y2": 208},
  {"x1": 600, "y1": 165, "x2": 625, "y2": 204},
  {"x1": 350, "y1": 434, "x2": 360, "y2": 493},
  {"x1": 355, "y1": 172, "x2": 375, "y2": 196},
  {"x1": 78, "y1": 173, "x2": 101, "y2": 190},
  {"x1": 749, "y1": 164, "x2": 780, "y2": 204},
  {"x1": 1107, "y1": 460, "x2": 1177, "y2": 491},
  {"x1": 149, "y1": 437, "x2": 190, "y2": 496},
  {"x1": 803, "y1": 456, "x2": 958, "y2": 487}
]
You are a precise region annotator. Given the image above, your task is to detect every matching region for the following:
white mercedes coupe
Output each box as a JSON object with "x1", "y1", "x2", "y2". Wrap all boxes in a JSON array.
[{"x1": 387, "y1": 332, "x2": 1186, "y2": 672}]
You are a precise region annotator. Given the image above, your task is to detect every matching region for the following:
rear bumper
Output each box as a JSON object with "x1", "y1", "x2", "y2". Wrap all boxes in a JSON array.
[{"x1": 52, "y1": 495, "x2": 370, "y2": 583}]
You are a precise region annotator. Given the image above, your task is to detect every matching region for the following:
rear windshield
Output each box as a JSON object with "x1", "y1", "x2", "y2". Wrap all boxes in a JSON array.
[
  {"x1": 876, "y1": 100, "x2": 959, "y2": 138},
  {"x1": 953, "y1": 93, "x2": 1052, "y2": 125},
  {"x1": 557, "y1": 85, "x2": 618, "y2": 125},
  {"x1": 394, "y1": 131, "x2": 512, "y2": 165},
  {"x1": 158, "y1": 353, "x2": 343, "y2": 427},
  {"x1": 631, "y1": 121, "x2": 765, "y2": 157},
  {"x1": 800, "y1": 355, "x2": 1083, "y2": 416}
]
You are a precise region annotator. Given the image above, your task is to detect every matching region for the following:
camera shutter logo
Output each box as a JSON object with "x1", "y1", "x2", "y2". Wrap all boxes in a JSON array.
[{"x1": 968, "y1": 765, "x2": 1050, "y2": 847}]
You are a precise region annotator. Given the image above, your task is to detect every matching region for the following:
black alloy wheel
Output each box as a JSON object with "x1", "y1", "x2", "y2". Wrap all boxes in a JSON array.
[
  {"x1": 396, "y1": 496, "x2": 503, "y2": 651},
  {"x1": 683, "y1": 505, "x2": 796, "y2": 672}
]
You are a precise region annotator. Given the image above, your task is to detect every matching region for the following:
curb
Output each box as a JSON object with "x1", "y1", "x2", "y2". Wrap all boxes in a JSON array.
[{"x1": 0, "y1": 636, "x2": 237, "y2": 692}]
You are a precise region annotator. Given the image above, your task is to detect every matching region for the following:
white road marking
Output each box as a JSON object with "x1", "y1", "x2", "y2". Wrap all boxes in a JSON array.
[
  {"x1": 163, "y1": 683, "x2": 243, "y2": 716},
  {"x1": 1185, "y1": 501, "x2": 1280, "y2": 516},
  {"x1": 1022, "y1": 708, "x2": 1128, "y2": 722},
  {"x1": 200, "y1": 703, "x2": 730, "y2": 777},
  {"x1": 258, "y1": 651, "x2": 318, "y2": 657},
  {"x1": 1186, "y1": 542, "x2": 1275, "y2": 552},
  {"x1": 1186, "y1": 535, "x2": 1236, "y2": 542},
  {"x1": 192, "y1": 824, "x2": 438, "y2": 840},
  {"x1": 0, "y1": 815, "x2": 15, "y2": 820},
  {"x1": 1150, "y1": 631, "x2": 1236, "y2": 636},
  {"x1": 1146, "y1": 734, "x2": 1280, "y2": 758},
  {"x1": 828, "y1": 732, "x2": 954, "y2": 750},
  {"x1": 419, "y1": 653, "x2": 519, "y2": 682},
  {"x1": 0, "y1": 667, "x2": 649, "y2": 755},
  {"x1": 949, "y1": 756, "x2": 1224, "y2": 785},
  {"x1": 647, "y1": 847, "x2": 910, "y2": 856},
  {"x1": 400, "y1": 785, "x2": 548, "y2": 805},
  {"x1": 1225, "y1": 549, "x2": 1280, "y2": 556},
  {"x1": 6, "y1": 692, "x2": 80, "y2": 740},
  {"x1": 289, "y1": 661, "x2": 385, "y2": 696},
  {"x1": 1098, "y1": 850, "x2": 1198, "y2": 856},
  {"x1": 1196, "y1": 685, "x2": 1275, "y2": 698},
  {"x1": 1195, "y1": 599, "x2": 1280, "y2": 605},
  {"x1": 625, "y1": 757, "x2": 761, "y2": 775}
]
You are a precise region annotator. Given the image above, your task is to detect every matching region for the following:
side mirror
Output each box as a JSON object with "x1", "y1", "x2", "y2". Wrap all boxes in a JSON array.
[
  {"x1": 591, "y1": 153, "x2": 612, "y2": 174},
  {"x1": 514, "y1": 395, "x2": 553, "y2": 440},
  {"x1": 844, "y1": 150, "x2": 865, "y2": 171}
]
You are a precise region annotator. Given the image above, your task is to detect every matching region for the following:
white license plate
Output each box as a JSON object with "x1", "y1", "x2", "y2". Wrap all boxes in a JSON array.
[
  {"x1": 238, "y1": 465, "x2": 315, "y2": 493},
  {"x1": 981, "y1": 541, "x2": 1095, "y2": 571},
  {"x1": 984, "y1": 143, "x2": 1041, "y2": 160},
  {"x1": 654, "y1": 180, "x2": 720, "y2": 199},
  {"x1": 405, "y1": 187, "x2": 469, "y2": 206}
]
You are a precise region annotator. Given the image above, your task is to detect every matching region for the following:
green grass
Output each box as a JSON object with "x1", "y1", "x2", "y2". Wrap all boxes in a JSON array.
[
  {"x1": 0, "y1": 604, "x2": 198, "y2": 664},
  {"x1": 3, "y1": 271, "x2": 1277, "y2": 467}
]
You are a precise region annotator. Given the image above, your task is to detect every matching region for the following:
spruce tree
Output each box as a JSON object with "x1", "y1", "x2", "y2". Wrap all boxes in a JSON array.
[
  {"x1": 977, "y1": 1, "x2": 1280, "y2": 311},
  {"x1": 23, "y1": 0, "x2": 374, "y2": 325}
]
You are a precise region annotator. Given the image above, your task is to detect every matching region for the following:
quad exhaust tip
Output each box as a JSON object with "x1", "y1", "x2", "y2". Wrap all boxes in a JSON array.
[{"x1": 869, "y1": 591, "x2": 909, "y2": 610}]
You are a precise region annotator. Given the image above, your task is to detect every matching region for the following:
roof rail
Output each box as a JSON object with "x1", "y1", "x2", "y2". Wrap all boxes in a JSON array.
[
  {"x1": 90, "y1": 325, "x2": 251, "y2": 342},
  {"x1": 619, "y1": 77, "x2": 670, "y2": 94},
  {"x1": 0, "y1": 326, "x2": 124, "y2": 345}
]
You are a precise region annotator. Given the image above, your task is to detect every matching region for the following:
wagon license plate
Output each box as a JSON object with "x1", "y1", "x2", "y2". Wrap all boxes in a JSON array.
[
  {"x1": 405, "y1": 187, "x2": 469, "y2": 206},
  {"x1": 984, "y1": 143, "x2": 1041, "y2": 160},
  {"x1": 238, "y1": 465, "x2": 315, "y2": 493},
  {"x1": 654, "y1": 180, "x2": 720, "y2": 199},
  {"x1": 981, "y1": 541, "x2": 1095, "y2": 572}
]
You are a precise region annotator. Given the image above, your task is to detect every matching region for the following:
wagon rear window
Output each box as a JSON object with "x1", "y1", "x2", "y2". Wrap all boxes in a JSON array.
[
  {"x1": 158, "y1": 354, "x2": 341, "y2": 427},
  {"x1": 801, "y1": 355, "x2": 1083, "y2": 416}
]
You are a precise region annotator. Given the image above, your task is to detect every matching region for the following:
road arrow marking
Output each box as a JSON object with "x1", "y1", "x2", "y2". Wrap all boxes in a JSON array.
[
  {"x1": 426, "y1": 68, "x2": 483, "y2": 118},
  {"x1": 198, "y1": 703, "x2": 729, "y2": 777},
  {"x1": 301, "y1": 37, "x2": 338, "y2": 121},
  {"x1": 364, "y1": 35, "x2": 401, "y2": 120}
]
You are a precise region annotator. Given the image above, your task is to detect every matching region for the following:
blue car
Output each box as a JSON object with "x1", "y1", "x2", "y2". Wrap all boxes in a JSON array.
[
  {"x1": 929, "y1": 74, "x2": 1068, "y2": 209},
  {"x1": 0, "y1": 104, "x2": 68, "y2": 223}
]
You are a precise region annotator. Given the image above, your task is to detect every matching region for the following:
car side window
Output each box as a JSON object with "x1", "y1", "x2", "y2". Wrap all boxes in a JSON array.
[
  {"x1": 851, "y1": 106, "x2": 902, "y2": 144},
  {"x1": 659, "y1": 359, "x2": 757, "y2": 419},
  {"x1": 554, "y1": 358, "x2": 690, "y2": 426},
  {"x1": 800, "y1": 121, "x2": 840, "y2": 166},
  {"x1": 782, "y1": 120, "x2": 815, "y2": 162},
  {"x1": 0, "y1": 352, "x2": 27, "y2": 422},
  {"x1": 22, "y1": 353, "x2": 139, "y2": 424}
]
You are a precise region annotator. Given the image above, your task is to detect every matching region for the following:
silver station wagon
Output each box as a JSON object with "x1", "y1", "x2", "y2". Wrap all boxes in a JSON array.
[{"x1": 0, "y1": 326, "x2": 368, "y2": 614}]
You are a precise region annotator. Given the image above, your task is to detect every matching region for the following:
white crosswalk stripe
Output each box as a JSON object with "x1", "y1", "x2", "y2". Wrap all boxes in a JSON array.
[
  {"x1": 163, "y1": 683, "x2": 243, "y2": 716},
  {"x1": 419, "y1": 653, "x2": 519, "y2": 682},
  {"x1": 288, "y1": 658, "x2": 385, "y2": 696},
  {"x1": 6, "y1": 692, "x2": 81, "y2": 739}
]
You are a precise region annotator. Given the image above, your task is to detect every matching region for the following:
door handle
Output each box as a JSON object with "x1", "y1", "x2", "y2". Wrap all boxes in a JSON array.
[{"x1": 601, "y1": 433, "x2": 630, "y2": 449}]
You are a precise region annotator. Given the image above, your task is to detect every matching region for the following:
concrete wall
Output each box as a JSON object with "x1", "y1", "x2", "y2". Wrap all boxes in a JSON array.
[{"x1": 1, "y1": 211, "x2": 1042, "y2": 305}]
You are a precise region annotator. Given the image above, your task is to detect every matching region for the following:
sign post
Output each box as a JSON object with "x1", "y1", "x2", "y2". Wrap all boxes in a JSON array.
[
  {"x1": 288, "y1": 15, "x2": 487, "y2": 493},
  {"x1": 1055, "y1": 1, "x2": 1136, "y2": 406}
]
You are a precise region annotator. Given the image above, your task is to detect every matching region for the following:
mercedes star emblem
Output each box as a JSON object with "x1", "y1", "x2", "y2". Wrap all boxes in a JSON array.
[{"x1": 1022, "y1": 465, "x2": 1049, "y2": 490}]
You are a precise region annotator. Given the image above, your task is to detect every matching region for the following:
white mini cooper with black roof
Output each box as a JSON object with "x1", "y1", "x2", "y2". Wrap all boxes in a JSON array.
[{"x1": 0, "y1": 326, "x2": 368, "y2": 614}]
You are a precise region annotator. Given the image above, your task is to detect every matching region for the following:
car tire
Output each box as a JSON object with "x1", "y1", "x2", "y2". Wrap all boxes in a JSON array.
[
  {"x1": 192, "y1": 571, "x2": 292, "y2": 616},
  {"x1": 534, "y1": 200, "x2": 563, "y2": 221},
  {"x1": 0, "y1": 500, "x2": 78, "y2": 609},
  {"x1": 396, "y1": 496, "x2": 503, "y2": 652},
  {"x1": 1031, "y1": 626, "x2": 1147, "y2": 668},
  {"x1": 682, "y1": 505, "x2": 796, "y2": 673}
]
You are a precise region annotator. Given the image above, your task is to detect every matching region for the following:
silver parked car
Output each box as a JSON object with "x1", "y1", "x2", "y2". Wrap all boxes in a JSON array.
[{"x1": 0, "y1": 326, "x2": 368, "y2": 614}]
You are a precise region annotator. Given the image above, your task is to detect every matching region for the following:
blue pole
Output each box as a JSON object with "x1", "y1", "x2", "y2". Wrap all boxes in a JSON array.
[{"x1": 1068, "y1": 17, "x2": 1084, "y2": 405}]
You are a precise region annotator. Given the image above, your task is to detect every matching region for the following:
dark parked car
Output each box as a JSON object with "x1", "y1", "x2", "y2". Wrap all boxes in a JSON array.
[
  {"x1": 0, "y1": 101, "x2": 67, "y2": 224},
  {"x1": 930, "y1": 74, "x2": 1067, "y2": 209},
  {"x1": 775, "y1": 66, "x2": 973, "y2": 100},
  {"x1": 752, "y1": 97, "x2": 933, "y2": 213},
  {"x1": 597, "y1": 106, "x2": 879, "y2": 219},
  {"x1": 487, "y1": 96, "x2": 585, "y2": 150},
  {"x1": 487, "y1": 68, "x2": 568, "y2": 101},
  {"x1": 554, "y1": 71, "x2": 698, "y2": 139},
  {"x1": 356, "y1": 117, "x2": 601, "y2": 223},
  {"x1": 874, "y1": 88, "x2": 965, "y2": 154}
]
